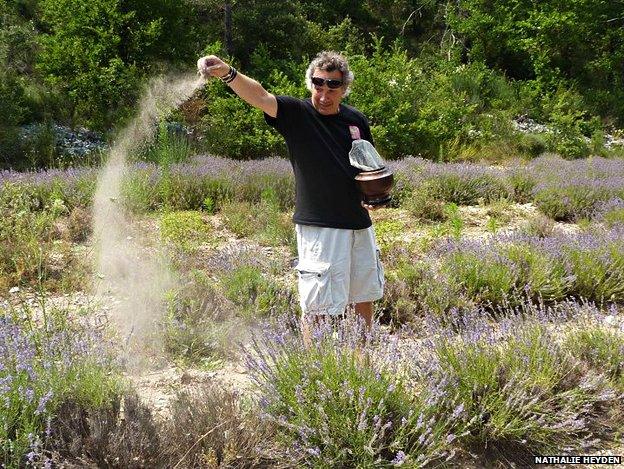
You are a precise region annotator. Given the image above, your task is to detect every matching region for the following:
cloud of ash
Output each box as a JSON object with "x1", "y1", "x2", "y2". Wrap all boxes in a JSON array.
[{"x1": 92, "y1": 74, "x2": 203, "y2": 362}]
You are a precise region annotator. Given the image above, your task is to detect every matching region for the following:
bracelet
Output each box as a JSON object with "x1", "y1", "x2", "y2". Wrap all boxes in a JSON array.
[{"x1": 220, "y1": 66, "x2": 238, "y2": 84}]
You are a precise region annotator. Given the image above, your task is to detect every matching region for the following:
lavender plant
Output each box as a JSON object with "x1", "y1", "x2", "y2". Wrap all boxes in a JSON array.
[
  {"x1": 564, "y1": 320, "x2": 624, "y2": 392},
  {"x1": 563, "y1": 231, "x2": 624, "y2": 304},
  {"x1": 162, "y1": 271, "x2": 239, "y2": 366},
  {"x1": 220, "y1": 265, "x2": 296, "y2": 319},
  {"x1": 0, "y1": 303, "x2": 121, "y2": 467},
  {"x1": 593, "y1": 198, "x2": 624, "y2": 227},
  {"x1": 246, "y1": 317, "x2": 464, "y2": 467},
  {"x1": 423, "y1": 316, "x2": 621, "y2": 457},
  {"x1": 426, "y1": 228, "x2": 624, "y2": 312},
  {"x1": 529, "y1": 155, "x2": 624, "y2": 221}
]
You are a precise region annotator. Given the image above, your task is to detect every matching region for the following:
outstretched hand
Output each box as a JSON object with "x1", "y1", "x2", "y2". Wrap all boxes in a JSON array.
[{"x1": 197, "y1": 55, "x2": 230, "y2": 80}]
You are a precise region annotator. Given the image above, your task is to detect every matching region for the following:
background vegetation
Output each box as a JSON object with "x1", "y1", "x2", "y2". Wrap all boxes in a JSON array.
[
  {"x1": 1, "y1": 0, "x2": 623, "y2": 167},
  {"x1": 2, "y1": 1, "x2": 624, "y2": 466}
]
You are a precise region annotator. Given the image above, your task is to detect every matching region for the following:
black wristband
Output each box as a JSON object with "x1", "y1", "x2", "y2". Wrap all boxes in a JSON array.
[
  {"x1": 223, "y1": 67, "x2": 238, "y2": 84},
  {"x1": 219, "y1": 66, "x2": 235, "y2": 82}
]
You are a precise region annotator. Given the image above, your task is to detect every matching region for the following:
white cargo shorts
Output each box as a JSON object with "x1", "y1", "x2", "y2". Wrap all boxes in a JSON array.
[{"x1": 294, "y1": 224, "x2": 384, "y2": 316}]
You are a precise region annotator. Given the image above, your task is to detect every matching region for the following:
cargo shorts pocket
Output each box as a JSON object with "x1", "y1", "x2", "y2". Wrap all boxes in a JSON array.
[
  {"x1": 376, "y1": 249, "x2": 385, "y2": 289},
  {"x1": 295, "y1": 259, "x2": 332, "y2": 313}
]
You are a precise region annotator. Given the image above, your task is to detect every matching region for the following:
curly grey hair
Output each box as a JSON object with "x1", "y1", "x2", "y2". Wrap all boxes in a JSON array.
[{"x1": 305, "y1": 51, "x2": 354, "y2": 97}]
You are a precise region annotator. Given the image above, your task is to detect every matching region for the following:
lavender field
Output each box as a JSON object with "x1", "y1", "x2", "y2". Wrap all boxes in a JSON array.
[{"x1": 1, "y1": 154, "x2": 623, "y2": 467}]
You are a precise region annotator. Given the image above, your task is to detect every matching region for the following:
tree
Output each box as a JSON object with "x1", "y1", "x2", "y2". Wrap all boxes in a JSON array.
[{"x1": 36, "y1": 0, "x2": 201, "y2": 128}]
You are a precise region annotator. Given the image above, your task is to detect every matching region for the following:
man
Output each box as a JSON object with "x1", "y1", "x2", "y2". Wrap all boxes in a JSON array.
[{"x1": 197, "y1": 51, "x2": 384, "y2": 330}]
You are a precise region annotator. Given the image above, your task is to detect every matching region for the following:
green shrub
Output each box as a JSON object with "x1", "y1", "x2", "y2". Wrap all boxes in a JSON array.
[
  {"x1": 0, "y1": 184, "x2": 58, "y2": 289},
  {"x1": 162, "y1": 272, "x2": 238, "y2": 366},
  {"x1": 373, "y1": 217, "x2": 404, "y2": 253},
  {"x1": 427, "y1": 172, "x2": 510, "y2": 206},
  {"x1": 257, "y1": 188, "x2": 295, "y2": 249},
  {"x1": 220, "y1": 200, "x2": 256, "y2": 238},
  {"x1": 603, "y1": 208, "x2": 624, "y2": 227},
  {"x1": 403, "y1": 185, "x2": 446, "y2": 222},
  {"x1": 0, "y1": 301, "x2": 122, "y2": 467},
  {"x1": 443, "y1": 252, "x2": 518, "y2": 307},
  {"x1": 516, "y1": 133, "x2": 548, "y2": 159},
  {"x1": 506, "y1": 170, "x2": 537, "y2": 204},
  {"x1": 434, "y1": 322, "x2": 616, "y2": 454},
  {"x1": 504, "y1": 244, "x2": 572, "y2": 302},
  {"x1": 219, "y1": 189, "x2": 295, "y2": 249},
  {"x1": 66, "y1": 206, "x2": 92, "y2": 242},
  {"x1": 160, "y1": 210, "x2": 212, "y2": 252},
  {"x1": 443, "y1": 203, "x2": 464, "y2": 239},
  {"x1": 20, "y1": 123, "x2": 60, "y2": 170},
  {"x1": 248, "y1": 319, "x2": 463, "y2": 467},
  {"x1": 533, "y1": 185, "x2": 608, "y2": 221},
  {"x1": 382, "y1": 259, "x2": 467, "y2": 325},
  {"x1": 121, "y1": 167, "x2": 163, "y2": 212},
  {"x1": 202, "y1": 196, "x2": 215, "y2": 214},
  {"x1": 564, "y1": 325, "x2": 624, "y2": 391},
  {"x1": 198, "y1": 69, "x2": 303, "y2": 159},
  {"x1": 565, "y1": 242, "x2": 624, "y2": 304},
  {"x1": 137, "y1": 121, "x2": 193, "y2": 166},
  {"x1": 219, "y1": 265, "x2": 294, "y2": 318},
  {"x1": 37, "y1": 0, "x2": 198, "y2": 129}
]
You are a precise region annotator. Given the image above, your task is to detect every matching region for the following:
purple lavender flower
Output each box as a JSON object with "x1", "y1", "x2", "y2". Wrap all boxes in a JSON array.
[
  {"x1": 35, "y1": 390, "x2": 53, "y2": 415},
  {"x1": 391, "y1": 450, "x2": 407, "y2": 466}
]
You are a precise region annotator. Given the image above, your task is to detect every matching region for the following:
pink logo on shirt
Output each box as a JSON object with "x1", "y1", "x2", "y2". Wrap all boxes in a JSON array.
[{"x1": 349, "y1": 125, "x2": 361, "y2": 140}]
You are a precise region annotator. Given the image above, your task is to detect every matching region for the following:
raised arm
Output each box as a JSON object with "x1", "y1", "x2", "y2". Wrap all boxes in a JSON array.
[{"x1": 197, "y1": 55, "x2": 278, "y2": 118}]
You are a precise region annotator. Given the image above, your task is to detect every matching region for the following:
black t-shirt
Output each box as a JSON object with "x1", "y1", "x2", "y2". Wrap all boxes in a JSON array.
[{"x1": 264, "y1": 96, "x2": 373, "y2": 229}]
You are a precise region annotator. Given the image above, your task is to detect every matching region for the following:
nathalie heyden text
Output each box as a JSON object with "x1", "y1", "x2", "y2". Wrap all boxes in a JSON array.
[{"x1": 534, "y1": 455, "x2": 621, "y2": 465}]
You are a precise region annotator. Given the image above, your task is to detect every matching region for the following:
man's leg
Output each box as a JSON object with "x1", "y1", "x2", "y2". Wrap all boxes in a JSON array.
[{"x1": 354, "y1": 301, "x2": 373, "y2": 329}]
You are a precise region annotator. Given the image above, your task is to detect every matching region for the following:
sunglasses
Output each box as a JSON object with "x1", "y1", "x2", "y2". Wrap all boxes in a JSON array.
[{"x1": 311, "y1": 76, "x2": 343, "y2": 89}]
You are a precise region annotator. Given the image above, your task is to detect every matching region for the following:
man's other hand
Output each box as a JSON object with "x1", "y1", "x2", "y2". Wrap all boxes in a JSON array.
[
  {"x1": 361, "y1": 201, "x2": 385, "y2": 211},
  {"x1": 197, "y1": 55, "x2": 229, "y2": 79}
]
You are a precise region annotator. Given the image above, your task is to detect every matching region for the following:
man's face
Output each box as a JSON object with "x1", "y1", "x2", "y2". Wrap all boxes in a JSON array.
[{"x1": 310, "y1": 68, "x2": 344, "y2": 115}]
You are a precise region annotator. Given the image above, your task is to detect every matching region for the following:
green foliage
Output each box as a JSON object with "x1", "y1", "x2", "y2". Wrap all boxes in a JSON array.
[
  {"x1": 443, "y1": 252, "x2": 517, "y2": 307},
  {"x1": 138, "y1": 122, "x2": 193, "y2": 166},
  {"x1": 427, "y1": 172, "x2": 510, "y2": 206},
  {"x1": 403, "y1": 184, "x2": 446, "y2": 222},
  {"x1": 448, "y1": 0, "x2": 624, "y2": 127},
  {"x1": 257, "y1": 188, "x2": 295, "y2": 249},
  {"x1": 219, "y1": 265, "x2": 293, "y2": 318},
  {"x1": 434, "y1": 323, "x2": 614, "y2": 453},
  {"x1": 381, "y1": 258, "x2": 466, "y2": 324},
  {"x1": 160, "y1": 210, "x2": 212, "y2": 252},
  {"x1": 565, "y1": 325, "x2": 624, "y2": 391},
  {"x1": 219, "y1": 187, "x2": 295, "y2": 250},
  {"x1": 36, "y1": 0, "x2": 197, "y2": 129},
  {"x1": 251, "y1": 321, "x2": 461, "y2": 467},
  {"x1": 0, "y1": 301, "x2": 122, "y2": 467},
  {"x1": 565, "y1": 242, "x2": 624, "y2": 304},
  {"x1": 443, "y1": 203, "x2": 464, "y2": 239},
  {"x1": 162, "y1": 277, "x2": 235, "y2": 367},
  {"x1": 0, "y1": 183, "x2": 59, "y2": 289},
  {"x1": 504, "y1": 244, "x2": 572, "y2": 302},
  {"x1": 534, "y1": 185, "x2": 621, "y2": 222},
  {"x1": 198, "y1": 67, "x2": 305, "y2": 158},
  {"x1": 373, "y1": 217, "x2": 404, "y2": 253},
  {"x1": 506, "y1": 169, "x2": 536, "y2": 204},
  {"x1": 1, "y1": 0, "x2": 623, "y2": 162},
  {"x1": 220, "y1": 200, "x2": 256, "y2": 238},
  {"x1": 601, "y1": 208, "x2": 624, "y2": 228}
]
